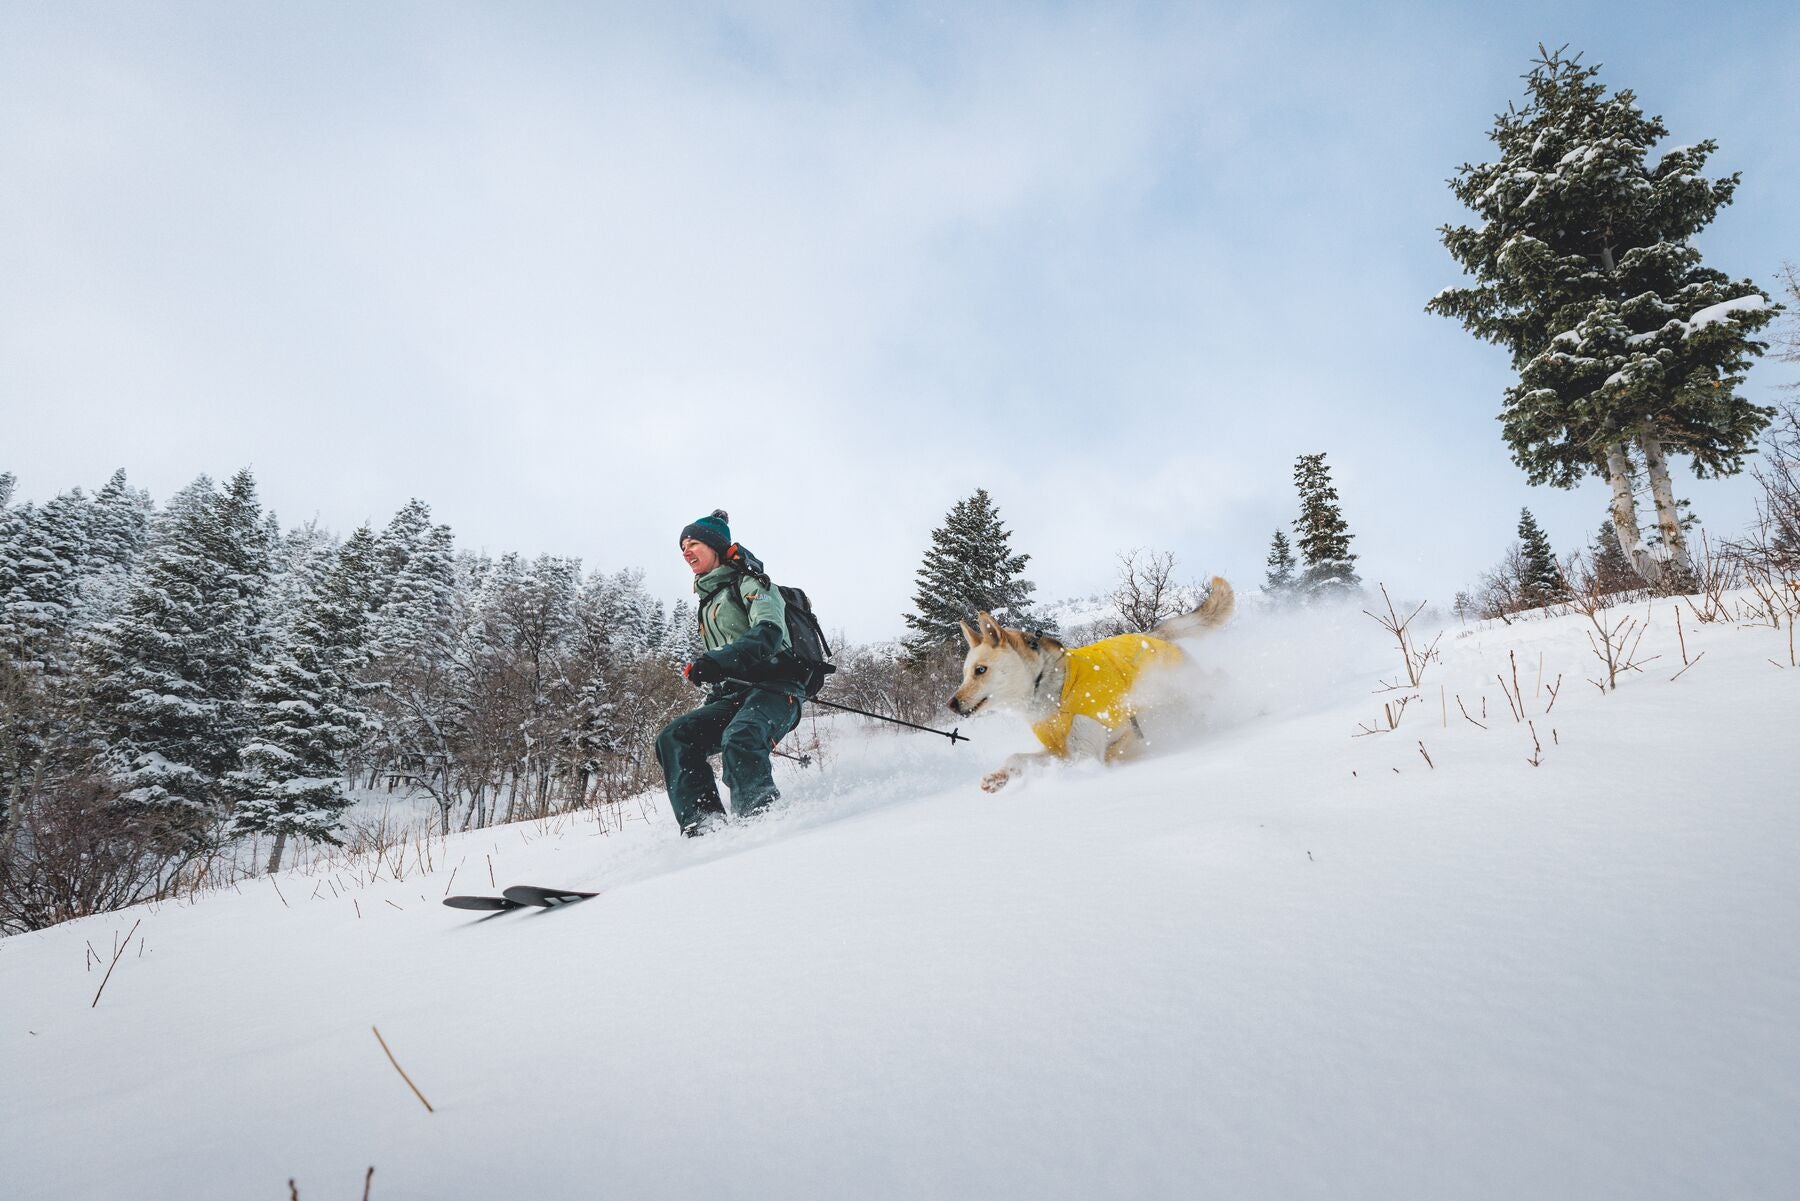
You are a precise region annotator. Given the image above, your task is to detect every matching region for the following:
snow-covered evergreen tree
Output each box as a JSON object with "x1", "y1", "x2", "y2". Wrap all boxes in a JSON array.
[
  {"x1": 1291, "y1": 454, "x2": 1359, "y2": 596},
  {"x1": 569, "y1": 671, "x2": 622, "y2": 800},
  {"x1": 228, "y1": 529, "x2": 379, "y2": 872},
  {"x1": 0, "y1": 472, "x2": 14, "y2": 510},
  {"x1": 85, "y1": 471, "x2": 272, "y2": 839},
  {"x1": 368, "y1": 520, "x2": 460, "y2": 667},
  {"x1": 661, "y1": 599, "x2": 702, "y2": 664},
  {"x1": 1263, "y1": 530, "x2": 1297, "y2": 600},
  {"x1": 261, "y1": 520, "x2": 338, "y2": 645},
  {"x1": 1516, "y1": 509, "x2": 1568, "y2": 609},
  {"x1": 363, "y1": 513, "x2": 467, "y2": 832},
  {"x1": 370, "y1": 499, "x2": 435, "y2": 613},
  {"x1": 0, "y1": 491, "x2": 90, "y2": 674},
  {"x1": 1428, "y1": 46, "x2": 1778, "y2": 584},
  {"x1": 73, "y1": 470, "x2": 152, "y2": 626},
  {"x1": 903, "y1": 489, "x2": 1038, "y2": 658},
  {"x1": 575, "y1": 567, "x2": 667, "y2": 663}
]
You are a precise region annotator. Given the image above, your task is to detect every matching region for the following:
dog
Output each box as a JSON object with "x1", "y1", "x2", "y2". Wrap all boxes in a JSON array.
[{"x1": 948, "y1": 577, "x2": 1235, "y2": 793}]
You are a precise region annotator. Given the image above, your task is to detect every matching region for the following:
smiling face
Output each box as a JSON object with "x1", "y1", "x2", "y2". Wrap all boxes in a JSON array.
[
  {"x1": 947, "y1": 612, "x2": 1049, "y2": 716},
  {"x1": 681, "y1": 537, "x2": 721, "y2": 575}
]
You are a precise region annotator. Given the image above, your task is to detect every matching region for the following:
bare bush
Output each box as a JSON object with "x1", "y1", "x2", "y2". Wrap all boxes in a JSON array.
[
  {"x1": 0, "y1": 776, "x2": 190, "y2": 934},
  {"x1": 1112, "y1": 548, "x2": 1202, "y2": 633},
  {"x1": 820, "y1": 642, "x2": 963, "y2": 729},
  {"x1": 1727, "y1": 397, "x2": 1800, "y2": 579},
  {"x1": 1473, "y1": 544, "x2": 1529, "y2": 623},
  {"x1": 1561, "y1": 568, "x2": 1659, "y2": 692}
]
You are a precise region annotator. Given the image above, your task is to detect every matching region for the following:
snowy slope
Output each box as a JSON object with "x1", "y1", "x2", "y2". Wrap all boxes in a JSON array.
[{"x1": 6, "y1": 594, "x2": 1799, "y2": 1201}]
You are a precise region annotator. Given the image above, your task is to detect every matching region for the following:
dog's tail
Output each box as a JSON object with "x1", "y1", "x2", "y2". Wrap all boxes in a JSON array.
[{"x1": 1152, "y1": 577, "x2": 1235, "y2": 642}]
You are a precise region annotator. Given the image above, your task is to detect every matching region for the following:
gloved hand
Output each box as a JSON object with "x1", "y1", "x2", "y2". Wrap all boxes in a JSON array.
[{"x1": 684, "y1": 656, "x2": 725, "y2": 686}]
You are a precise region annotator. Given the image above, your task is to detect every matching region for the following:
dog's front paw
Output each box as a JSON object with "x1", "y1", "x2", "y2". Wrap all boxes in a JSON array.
[{"x1": 980, "y1": 769, "x2": 1012, "y2": 794}]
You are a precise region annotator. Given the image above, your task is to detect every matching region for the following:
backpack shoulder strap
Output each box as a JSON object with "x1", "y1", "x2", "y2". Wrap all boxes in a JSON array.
[{"x1": 699, "y1": 566, "x2": 765, "y2": 616}]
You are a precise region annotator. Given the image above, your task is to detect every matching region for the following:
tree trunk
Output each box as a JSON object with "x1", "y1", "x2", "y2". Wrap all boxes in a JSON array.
[
  {"x1": 1639, "y1": 430, "x2": 1694, "y2": 575},
  {"x1": 1603, "y1": 442, "x2": 1661, "y2": 585},
  {"x1": 265, "y1": 831, "x2": 288, "y2": 875}
]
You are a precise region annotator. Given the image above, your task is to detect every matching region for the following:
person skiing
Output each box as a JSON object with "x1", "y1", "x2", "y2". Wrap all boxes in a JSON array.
[{"x1": 655, "y1": 509, "x2": 805, "y2": 837}]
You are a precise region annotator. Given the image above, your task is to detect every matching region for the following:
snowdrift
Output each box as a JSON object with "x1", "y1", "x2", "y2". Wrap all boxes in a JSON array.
[{"x1": 6, "y1": 592, "x2": 1798, "y2": 1201}]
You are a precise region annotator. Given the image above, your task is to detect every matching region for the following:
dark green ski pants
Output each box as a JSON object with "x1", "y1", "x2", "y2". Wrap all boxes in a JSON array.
[{"x1": 656, "y1": 685, "x2": 803, "y2": 832}]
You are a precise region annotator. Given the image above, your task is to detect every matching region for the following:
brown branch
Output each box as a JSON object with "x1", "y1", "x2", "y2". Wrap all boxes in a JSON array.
[
  {"x1": 372, "y1": 1025, "x2": 435, "y2": 1113},
  {"x1": 1669, "y1": 651, "x2": 1707, "y2": 682},
  {"x1": 1455, "y1": 694, "x2": 1488, "y2": 730},
  {"x1": 91, "y1": 918, "x2": 141, "y2": 1008}
]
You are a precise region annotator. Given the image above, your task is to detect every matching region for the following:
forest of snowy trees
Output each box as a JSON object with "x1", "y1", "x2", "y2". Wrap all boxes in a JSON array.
[{"x1": 0, "y1": 469, "x2": 712, "y2": 931}]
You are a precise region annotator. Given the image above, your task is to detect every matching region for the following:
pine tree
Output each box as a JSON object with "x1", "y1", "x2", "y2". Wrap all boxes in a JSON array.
[
  {"x1": 362, "y1": 512, "x2": 466, "y2": 833},
  {"x1": 0, "y1": 491, "x2": 90, "y2": 674},
  {"x1": 574, "y1": 567, "x2": 666, "y2": 663},
  {"x1": 1429, "y1": 46, "x2": 1778, "y2": 584},
  {"x1": 228, "y1": 529, "x2": 379, "y2": 872},
  {"x1": 1291, "y1": 454, "x2": 1359, "y2": 596},
  {"x1": 367, "y1": 520, "x2": 459, "y2": 667},
  {"x1": 1516, "y1": 508, "x2": 1568, "y2": 608},
  {"x1": 86, "y1": 472, "x2": 272, "y2": 838},
  {"x1": 0, "y1": 472, "x2": 14, "y2": 510},
  {"x1": 74, "y1": 470, "x2": 152, "y2": 626},
  {"x1": 903, "y1": 489, "x2": 1037, "y2": 657},
  {"x1": 1263, "y1": 530, "x2": 1297, "y2": 600},
  {"x1": 1588, "y1": 520, "x2": 1641, "y2": 595}
]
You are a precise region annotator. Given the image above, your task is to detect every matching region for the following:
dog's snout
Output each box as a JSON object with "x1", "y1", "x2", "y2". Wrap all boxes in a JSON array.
[{"x1": 946, "y1": 695, "x2": 963, "y2": 715}]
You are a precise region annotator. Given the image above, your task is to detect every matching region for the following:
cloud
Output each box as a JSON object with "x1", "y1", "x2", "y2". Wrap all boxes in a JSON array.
[{"x1": 3, "y1": 2, "x2": 1795, "y2": 640}]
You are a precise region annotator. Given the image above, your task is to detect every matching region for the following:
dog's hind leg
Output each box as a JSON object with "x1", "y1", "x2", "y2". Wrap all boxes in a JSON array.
[{"x1": 1103, "y1": 715, "x2": 1151, "y2": 764}]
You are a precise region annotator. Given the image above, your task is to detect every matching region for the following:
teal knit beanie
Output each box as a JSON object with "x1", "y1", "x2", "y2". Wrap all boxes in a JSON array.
[{"x1": 679, "y1": 509, "x2": 732, "y2": 555}]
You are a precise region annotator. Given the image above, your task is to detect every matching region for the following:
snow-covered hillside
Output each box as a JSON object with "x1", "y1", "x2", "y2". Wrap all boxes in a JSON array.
[{"x1": 6, "y1": 593, "x2": 1798, "y2": 1201}]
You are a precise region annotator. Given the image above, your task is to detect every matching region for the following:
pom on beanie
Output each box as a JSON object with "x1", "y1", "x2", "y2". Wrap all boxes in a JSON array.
[{"x1": 679, "y1": 508, "x2": 732, "y2": 555}]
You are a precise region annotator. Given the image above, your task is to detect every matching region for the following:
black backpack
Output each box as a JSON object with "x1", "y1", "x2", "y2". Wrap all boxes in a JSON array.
[{"x1": 711, "y1": 546, "x2": 836, "y2": 699}]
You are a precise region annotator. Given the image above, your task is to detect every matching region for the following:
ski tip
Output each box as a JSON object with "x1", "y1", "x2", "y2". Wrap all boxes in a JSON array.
[{"x1": 501, "y1": 884, "x2": 600, "y2": 908}]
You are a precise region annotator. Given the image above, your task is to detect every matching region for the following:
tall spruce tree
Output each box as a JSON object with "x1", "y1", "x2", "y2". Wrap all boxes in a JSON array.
[
  {"x1": 1291, "y1": 454, "x2": 1359, "y2": 596},
  {"x1": 1516, "y1": 508, "x2": 1568, "y2": 608},
  {"x1": 86, "y1": 472, "x2": 271, "y2": 838},
  {"x1": 75, "y1": 470, "x2": 152, "y2": 626},
  {"x1": 1428, "y1": 46, "x2": 1778, "y2": 584},
  {"x1": 0, "y1": 492, "x2": 88, "y2": 673},
  {"x1": 228, "y1": 530, "x2": 380, "y2": 872},
  {"x1": 1263, "y1": 530, "x2": 1297, "y2": 600},
  {"x1": 903, "y1": 489, "x2": 1037, "y2": 658}
]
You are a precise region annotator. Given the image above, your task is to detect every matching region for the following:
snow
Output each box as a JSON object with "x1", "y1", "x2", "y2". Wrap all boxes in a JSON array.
[
  {"x1": 5, "y1": 595, "x2": 1799, "y2": 1200},
  {"x1": 1683, "y1": 294, "x2": 1767, "y2": 335}
]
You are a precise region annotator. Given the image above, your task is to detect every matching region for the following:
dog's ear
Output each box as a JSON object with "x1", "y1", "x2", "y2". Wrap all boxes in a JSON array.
[
  {"x1": 975, "y1": 611, "x2": 1003, "y2": 646},
  {"x1": 959, "y1": 619, "x2": 980, "y2": 650}
]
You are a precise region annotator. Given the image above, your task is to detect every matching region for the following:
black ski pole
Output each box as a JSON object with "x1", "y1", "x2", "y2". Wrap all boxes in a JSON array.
[
  {"x1": 804, "y1": 695, "x2": 968, "y2": 744},
  {"x1": 716, "y1": 677, "x2": 969, "y2": 745}
]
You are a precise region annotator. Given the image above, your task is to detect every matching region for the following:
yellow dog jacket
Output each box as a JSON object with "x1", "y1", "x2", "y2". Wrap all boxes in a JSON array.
[{"x1": 1031, "y1": 634, "x2": 1183, "y2": 757}]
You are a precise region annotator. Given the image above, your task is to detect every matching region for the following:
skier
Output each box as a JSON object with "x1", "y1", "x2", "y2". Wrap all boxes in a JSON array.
[{"x1": 655, "y1": 510, "x2": 805, "y2": 837}]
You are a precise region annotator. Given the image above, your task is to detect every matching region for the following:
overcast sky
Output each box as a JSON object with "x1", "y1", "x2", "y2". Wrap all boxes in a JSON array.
[{"x1": 4, "y1": 1, "x2": 1796, "y2": 641}]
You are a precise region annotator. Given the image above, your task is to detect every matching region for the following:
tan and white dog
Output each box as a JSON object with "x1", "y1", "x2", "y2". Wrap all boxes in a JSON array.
[{"x1": 949, "y1": 577, "x2": 1235, "y2": 792}]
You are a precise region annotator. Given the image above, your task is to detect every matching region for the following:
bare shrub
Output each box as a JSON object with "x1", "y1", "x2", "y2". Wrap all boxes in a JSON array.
[
  {"x1": 1111, "y1": 549, "x2": 1203, "y2": 633},
  {"x1": 1561, "y1": 567, "x2": 1659, "y2": 692},
  {"x1": 1473, "y1": 544, "x2": 1529, "y2": 623},
  {"x1": 0, "y1": 776, "x2": 190, "y2": 934},
  {"x1": 820, "y1": 642, "x2": 963, "y2": 729}
]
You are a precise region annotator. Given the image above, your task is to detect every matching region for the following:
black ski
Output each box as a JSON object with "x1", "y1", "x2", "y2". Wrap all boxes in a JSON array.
[
  {"x1": 502, "y1": 884, "x2": 600, "y2": 908},
  {"x1": 444, "y1": 894, "x2": 525, "y2": 912}
]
